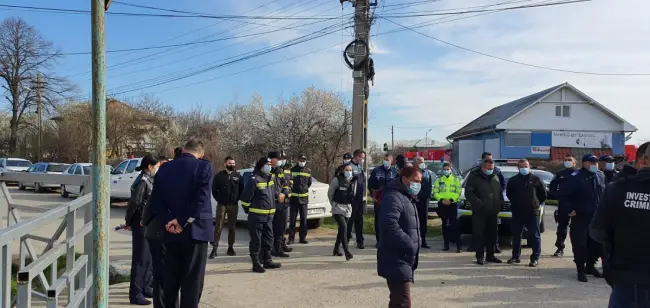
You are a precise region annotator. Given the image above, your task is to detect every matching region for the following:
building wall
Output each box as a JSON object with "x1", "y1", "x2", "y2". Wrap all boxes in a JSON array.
[{"x1": 499, "y1": 131, "x2": 625, "y2": 158}]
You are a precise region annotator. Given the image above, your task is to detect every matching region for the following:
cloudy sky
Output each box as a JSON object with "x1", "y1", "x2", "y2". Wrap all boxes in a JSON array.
[{"x1": 2, "y1": 0, "x2": 649, "y2": 145}]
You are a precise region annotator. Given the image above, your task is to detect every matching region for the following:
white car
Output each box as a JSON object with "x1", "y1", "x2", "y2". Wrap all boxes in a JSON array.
[
  {"x1": 221, "y1": 168, "x2": 332, "y2": 229},
  {"x1": 0, "y1": 158, "x2": 33, "y2": 172},
  {"x1": 110, "y1": 157, "x2": 143, "y2": 201},
  {"x1": 19, "y1": 162, "x2": 70, "y2": 192},
  {"x1": 456, "y1": 166, "x2": 554, "y2": 236},
  {"x1": 60, "y1": 163, "x2": 93, "y2": 197}
]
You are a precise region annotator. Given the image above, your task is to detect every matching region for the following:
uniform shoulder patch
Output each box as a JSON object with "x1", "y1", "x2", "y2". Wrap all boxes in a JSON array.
[{"x1": 571, "y1": 171, "x2": 579, "y2": 176}]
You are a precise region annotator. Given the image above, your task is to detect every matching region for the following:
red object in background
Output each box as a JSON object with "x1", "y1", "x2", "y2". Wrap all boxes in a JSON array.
[
  {"x1": 551, "y1": 147, "x2": 613, "y2": 161},
  {"x1": 625, "y1": 145, "x2": 637, "y2": 162},
  {"x1": 404, "y1": 149, "x2": 449, "y2": 161},
  {"x1": 128, "y1": 154, "x2": 135, "y2": 159}
]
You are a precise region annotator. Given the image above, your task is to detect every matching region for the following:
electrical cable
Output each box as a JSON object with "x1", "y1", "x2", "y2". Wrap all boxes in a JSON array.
[
  {"x1": 379, "y1": 0, "x2": 589, "y2": 17},
  {"x1": 379, "y1": 16, "x2": 650, "y2": 76}
]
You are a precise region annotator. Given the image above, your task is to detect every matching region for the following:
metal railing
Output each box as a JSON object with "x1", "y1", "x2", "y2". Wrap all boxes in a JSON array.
[{"x1": 0, "y1": 171, "x2": 95, "y2": 307}]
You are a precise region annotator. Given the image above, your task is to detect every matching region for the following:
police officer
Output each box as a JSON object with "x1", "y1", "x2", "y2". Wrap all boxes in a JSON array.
[
  {"x1": 347, "y1": 149, "x2": 367, "y2": 249},
  {"x1": 241, "y1": 157, "x2": 283, "y2": 273},
  {"x1": 368, "y1": 153, "x2": 398, "y2": 244},
  {"x1": 268, "y1": 151, "x2": 293, "y2": 258},
  {"x1": 550, "y1": 154, "x2": 576, "y2": 257},
  {"x1": 560, "y1": 154, "x2": 605, "y2": 282},
  {"x1": 414, "y1": 156, "x2": 435, "y2": 249},
  {"x1": 433, "y1": 162, "x2": 462, "y2": 252},
  {"x1": 342, "y1": 152, "x2": 352, "y2": 165},
  {"x1": 590, "y1": 142, "x2": 650, "y2": 307},
  {"x1": 599, "y1": 155, "x2": 617, "y2": 184},
  {"x1": 289, "y1": 154, "x2": 313, "y2": 244}
]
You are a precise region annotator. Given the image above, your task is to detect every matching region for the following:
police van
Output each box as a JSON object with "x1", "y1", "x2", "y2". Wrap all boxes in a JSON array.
[{"x1": 456, "y1": 166, "x2": 553, "y2": 237}]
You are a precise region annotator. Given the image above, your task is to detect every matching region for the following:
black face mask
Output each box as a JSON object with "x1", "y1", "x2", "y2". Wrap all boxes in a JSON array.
[{"x1": 226, "y1": 165, "x2": 235, "y2": 171}]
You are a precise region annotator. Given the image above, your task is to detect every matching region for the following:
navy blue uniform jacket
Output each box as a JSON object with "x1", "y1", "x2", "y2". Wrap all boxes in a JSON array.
[
  {"x1": 151, "y1": 153, "x2": 214, "y2": 242},
  {"x1": 559, "y1": 168, "x2": 605, "y2": 215}
]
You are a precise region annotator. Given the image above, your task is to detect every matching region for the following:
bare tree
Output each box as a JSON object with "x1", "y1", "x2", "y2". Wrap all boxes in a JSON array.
[{"x1": 0, "y1": 17, "x2": 77, "y2": 154}]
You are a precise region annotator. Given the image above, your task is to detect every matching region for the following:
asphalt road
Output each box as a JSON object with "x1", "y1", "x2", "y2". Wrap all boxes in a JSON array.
[{"x1": 2, "y1": 187, "x2": 611, "y2": 308}]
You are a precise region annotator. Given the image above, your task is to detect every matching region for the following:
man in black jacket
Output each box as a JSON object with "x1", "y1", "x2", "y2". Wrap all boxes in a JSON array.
[
  {"x1": 590, "y1": 142, "x2": 650, "y2": 307},
  {"x1": 550, "y1": 154, "x2": 576, "y2": 257},
  {"x1": 209, "y1": 156, "x2": 244, "y2": 259},
  {"x1": 506, "y1": 159, "x2": 547, "y2": 267}
]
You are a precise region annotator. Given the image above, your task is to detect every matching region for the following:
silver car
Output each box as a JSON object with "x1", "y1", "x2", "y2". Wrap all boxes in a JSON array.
[{"x1": 19, "y1": 162, "x2": 71, "y2": 193}]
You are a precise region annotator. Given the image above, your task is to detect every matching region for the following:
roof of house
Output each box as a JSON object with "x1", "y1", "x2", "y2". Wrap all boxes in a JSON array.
[{"x1": 448, "y1": 84, "x2": 564, "y2": 139}]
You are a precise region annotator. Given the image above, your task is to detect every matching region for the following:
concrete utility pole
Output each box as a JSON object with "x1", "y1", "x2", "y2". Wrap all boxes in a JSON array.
[
  {"x1": 350, "y1": 0, "x2": 371, "y2": 157},
  {"x1": 91, "y1": 0, "x2": 111, "y2": 306},
  {"x1": 35, "y1": 72, "x2": 42, "y2": 162},
  {"x1": 391, "y1": 125, "x2": 394, "y2": 155}
]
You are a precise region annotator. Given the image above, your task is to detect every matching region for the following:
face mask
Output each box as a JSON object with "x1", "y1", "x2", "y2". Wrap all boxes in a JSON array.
[
  {"x1": 606, "y1": 162, "x2": 615, "y2": 170},
  {"x1": 151, "y1": 167, "x2": 158, "y2": 177},
  {"x1": 344, "y1": 171, "x2": 353, "y2": 179},
  {"x1": 589, "y1": 165, "x2": 598, "y2": 173},
  {"x1": 343, "y1": 159, "x2": 351, "y2": 164},
  {"x1": 262, "y1": 165, "x2": 272, "y2": 174},
  {"x1": 226, "y1": 165, "x2": 234, "y2": 171},
  {"x1": 419, "y1": 163, "x2": 426, "y2": 170},
  {"x1": 275, "y1": 160, "x2": 282, "y2": 167},
  {"x1": 359, "y1": 159, "x2": 365, "y2": 166},
  {"x1": 519, "y1": 168, "x2": 530, "y2": 176},
  {"x1": 484, "y1": 169, "x2": 494, "y2": 176},
  {"x1": 298, "y1": 162, "x2": 306, "y2": 167},
  {"x1": 279, "y1": 160, "x2": 286, "y2": 167},
  {"x1": 383, "y1": 160, "x2": 390, "y2": 168},
  {"x1": 442, "y1": 170, "x2": 451, "y2": 176},
  {"x1": 408, "y1": 182, "x2": 421, "y2": 195},
  {"x1": 564, "y1": 161, "x2": 573, "y2": 168}
]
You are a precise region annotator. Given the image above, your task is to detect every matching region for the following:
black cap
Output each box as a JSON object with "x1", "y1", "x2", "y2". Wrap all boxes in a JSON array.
[
  {"x1": 582, "y1": 154, "x2": 598, "y2": 162},
  {"x1": 599, "y1": 155, "x2": 614, "y2": 162},
  {"x1": 343, "y1": 153, "x2": 352, "y2": 160},
  {"x1": 267, "y1": 151, "x2": 281, "y2": 159},
  {"x1": 298, "y1": 154, "x2": 307, "y2": 160},
  {"x1": 256, "y1": 157, "x2": 271, "y2": 169}
]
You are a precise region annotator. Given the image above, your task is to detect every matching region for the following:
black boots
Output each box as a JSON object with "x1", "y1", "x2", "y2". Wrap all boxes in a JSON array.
[
  {"x1": 553, "y1": 249, "x2": 564, "y2": 257},
  {"x1": 226, "y1": 247, "x2": 236, "y2": 256},
  {"x1": 586, "y1": 264, "x2": 603, "y2": 278},
  {"x1": 251, "y1": 254, "x2": 266, "y2": 273},
  {"x1": 282, "y1": 241, "x2": 293, "y2": 253},
  {"x1": 262, "y1": 251, "x2": 282, "y2": 269},
  {"x1": 209, "y1": 247, "x2": 217, "y2": 259},
  {"x1": 576, "y1": 264, "x2": 588, "y2": 282}
]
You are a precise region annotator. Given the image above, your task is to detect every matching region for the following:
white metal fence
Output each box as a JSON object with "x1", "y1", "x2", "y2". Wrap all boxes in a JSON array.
[{"x1": 0, "y1": 171, "x2": 94, "y2": 308}]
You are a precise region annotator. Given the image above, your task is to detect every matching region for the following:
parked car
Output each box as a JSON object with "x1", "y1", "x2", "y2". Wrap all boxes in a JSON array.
[
  {"x1": 60, "y1": 163, "x2": 93, "y2": 197},
  {"x1": 0, "y1": 158, "x2": 33, "y2": 172},
  {"x1": 110, "y1": 157, "x2": 143, "y2": 201},
  {"x1": 457, "y1": 166, "x2": 554, "y2": 237},
  {"x1": 18, "y1": 162, "x2": 71, "y2": 193}
]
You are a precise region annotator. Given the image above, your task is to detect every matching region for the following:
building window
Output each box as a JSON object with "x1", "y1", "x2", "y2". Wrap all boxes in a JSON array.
[
  {"x1": 505, "y1": 132, "x2": 531, "y2": 147},
  {"x1": 555, "y1": 105, "x2": 570, "y2": 117}
]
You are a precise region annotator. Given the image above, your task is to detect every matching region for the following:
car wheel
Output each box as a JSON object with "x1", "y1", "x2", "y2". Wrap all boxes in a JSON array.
[
  {"x1": 18, "y1": 182, "x2": 25, "y2": 190},
  {"x1": 61, "y1": 185, "x2": 69, "y2": 198},
  {"x1": 35, "y1": 183, "x2": 44, "y2": 193},
  {"x1": 307, "y1": 218, "x2": 324, "y2": 229}
]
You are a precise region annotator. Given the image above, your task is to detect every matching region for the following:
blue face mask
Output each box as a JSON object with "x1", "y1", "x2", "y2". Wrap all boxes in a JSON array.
[
  {"x1": 564, "y1": 161, "x2": 573, "y2": 168},
  {"x1": 383, "y1": 160, "x2": 390, "y2": 168},
  {"x1": 262, "y1": 165, "x2": 272, "y2": 174},
  {"x1": 484, "y1": 169, "x2": 494, "y2": 176},
  {"x1": 442, "y1": 170, "x2": 451, "y2": 176},
  {"x1": 589, "y1": 165, "x2": 598, "y2": 173},
  {"x1": 275, "y1": 160, "x2": 283, "y2": 167},
  {"x1": 605, "y1": 162, "x2": 615, "y2": 170},
  {"x1": 519, "y1": 168, "x2": 530, "y2": 176},
  {"x1": 409, "y1": 182, "x2": 421, "y2": 195},
  {"x1": 344, "y1": 171, "x2": 353, "y2": 178}
]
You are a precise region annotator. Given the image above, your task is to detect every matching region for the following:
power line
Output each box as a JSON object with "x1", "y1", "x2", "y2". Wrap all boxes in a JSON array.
[
  {"x1": 370, "y1": 121, "x2": 468, "y2": 129},
  {"x1": 380, "y1": 16, "x2": 650, "y2": 76},
  {"x1": 380, "y1": 0, "x2": 590, "y2": 17}
]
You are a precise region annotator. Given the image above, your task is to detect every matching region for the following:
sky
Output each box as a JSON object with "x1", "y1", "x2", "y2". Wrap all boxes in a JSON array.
[{"x1": 1, "y1": 0, "x2": 649, "y2": 146}]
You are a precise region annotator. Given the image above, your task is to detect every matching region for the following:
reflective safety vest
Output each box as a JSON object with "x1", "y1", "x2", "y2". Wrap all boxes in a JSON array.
[
  {"x1": 240, "y1": 172, "x2": 276, "y2": 215},
  {"x1": 290, "y1": 165, "x2": 312, "y2": 204},
  {"x1": 433, "y1": 174, "x2": 461, "y2": 202}
]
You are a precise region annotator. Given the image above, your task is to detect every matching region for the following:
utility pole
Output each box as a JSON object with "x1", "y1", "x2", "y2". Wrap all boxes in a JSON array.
[
  {"x1": 91, "y1": 0, "x2": 111, "y2": 306},
  {"x1": 350, "y1": 0, "x2": 371, "y2": 157},
  {"x1": 35, "y1": 72, "x2": 42, "y2": 162},
  {"x1": 391, "y1": 125, "x2": 394, "y2": 155}
]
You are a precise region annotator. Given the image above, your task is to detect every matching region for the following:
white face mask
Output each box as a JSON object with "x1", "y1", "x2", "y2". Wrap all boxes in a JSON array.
[
  {"x1": 151, "y1": 166, "x2": 159, "y2": 177},
  {"x1": 298, "y1": 162, "x2": 306, "y2": 167}
]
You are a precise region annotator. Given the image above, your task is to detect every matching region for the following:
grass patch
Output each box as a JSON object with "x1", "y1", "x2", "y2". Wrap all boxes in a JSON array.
[
  {"x1": 546, "y1": 199, "x2": 558, "y2": 206},
  {"x1": 323, "y1": 212, "x2": 442, "y2": 237}
]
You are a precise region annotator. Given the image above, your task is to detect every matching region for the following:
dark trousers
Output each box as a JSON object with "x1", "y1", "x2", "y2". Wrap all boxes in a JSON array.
[
  {"x1": 386, "y1": 280, "x2": 412, "y2": 308},
  {"x1": 130, "y1": 224, "x2": 153, "y2": 302},
  {"x1": 555, "y1": 214, "x2": 571, "y2": 250},
  {"x1": 249, "y1": 216, "x2": 274, "y2": 262},
  {"x1": 273, "y1": 206, "x2": 288, "y2": 252},
  {"x1": 148, "y1": 238, "x2": 179, "y2": 308},
  {"x1": 374, "y1": 202, "x2": 380, "y2": 243},
  {"x1": 609, "y1": 285, "x2": 650, "y2": 308},
  {"x1": 289, "y1": 198, "x2": 308, "y2": 241},
  {"x1": 333, "y1": 214, "x2": 351, "y2": 255},
  {"x1": 569, "y1": 213, "x2": 602, "y2": 266},
  {"x1": 511, "y1": 215, "x2": 541, "y2": 261},
  {"x1": 163, "y1": 239, "x2": 208, "y2": 308},
  {"x1": 213, "y1": 204, "x2": 238, "y2": 248},
  {"x1": 472, "y1": 213, "x2": 498, "y2": 259},
  {"x1": 347, "y1": 199, "x2": 365, "y2": 244},
  {"x1": 416, "y1": 200, "x2": 428, "y2": 245},
  {"x1": 438, "y1": 202, "x2": 460, "y2": 249}
]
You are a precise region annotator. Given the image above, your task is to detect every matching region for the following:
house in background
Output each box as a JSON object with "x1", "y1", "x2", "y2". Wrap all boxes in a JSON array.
[{"x1": 447, "y1": 82, "x2": 637, "y2": 172}]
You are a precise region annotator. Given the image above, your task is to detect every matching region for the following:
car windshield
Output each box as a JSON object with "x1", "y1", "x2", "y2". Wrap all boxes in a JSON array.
[
  {"x1": 532, "y1": 170, "x2": 554, "y2": 183},
  {"x1": 83, "y1": 166, "x2": 92, "y2": 174},
  {"x1": 425, "y1": 161, "x2": 459, "y2": 177},
  {"x1": 47, "y1": 164, "x2": 70, "y2": 172},
  {"x1": 7, "y1": 160, "x2": 31, "y2": 167}
]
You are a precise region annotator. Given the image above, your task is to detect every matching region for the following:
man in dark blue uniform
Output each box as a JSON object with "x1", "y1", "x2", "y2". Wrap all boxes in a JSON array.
[
  {"x1": 590, "y1": 142, "x2": 650, "y2": 307},
  {"x1": 467, "y1": 152, "x2": 505, "y2": 253},
  {"x1": 560, "y1": 154, "x2": 605, "y2": 282},
  {"x1": 150, "y1": 140, "x2": 214, "y2": 308},
  {"x1": 414, "y1": 156, "x2": 435, "y2": 248},
  {"x1": 369, "y1": 153, "x2": 398, "y2": 244},
  {"x1": 268, "y1": 151, "x2": 292, "y2": 257},
  {"x1": 550, "y1": 154, "x2": 576, "y2": 257},
  {"x1": 347, "y1": 149, "x2": 367, "y2": 249},
  {"x1": 599, "y1": 155, "x2": 617, "y2": 184}
]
